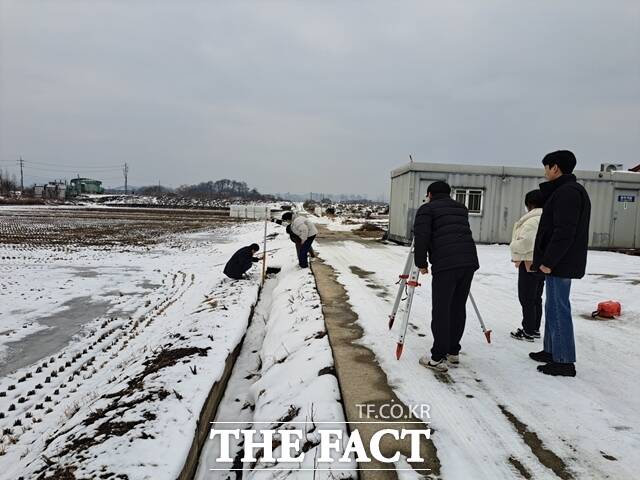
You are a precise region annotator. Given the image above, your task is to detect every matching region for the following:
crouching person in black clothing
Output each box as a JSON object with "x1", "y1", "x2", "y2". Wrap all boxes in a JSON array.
[
  {"x1": 413, "y1": 181, "x2": 479, "y2": 373},
  {"x1": 223, "y1": 244, "x2": 260, "y2": 280}
]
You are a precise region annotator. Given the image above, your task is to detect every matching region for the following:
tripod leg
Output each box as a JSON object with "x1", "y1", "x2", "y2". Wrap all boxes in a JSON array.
[
  {"x1": 469, "y1": 292, "x2": 492, "y2": 344},
  {"x1": 388, "y1": 241, "x2": 415, "y2": 329},
  {"x1": 396, "y1": 264, "x2": 420, "y2": 359}
]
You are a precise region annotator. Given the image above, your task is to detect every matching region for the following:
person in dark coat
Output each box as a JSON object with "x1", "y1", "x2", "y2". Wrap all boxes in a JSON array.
[
  {"x1": 530, "y1": 150, "x2": 591, "y2": 377},
  {"x1": 223, "y1": 244, "x2": 260, "y2": 280},
  {"x1": 413, "y1": 181, "x2": 480, "y2": 373}
]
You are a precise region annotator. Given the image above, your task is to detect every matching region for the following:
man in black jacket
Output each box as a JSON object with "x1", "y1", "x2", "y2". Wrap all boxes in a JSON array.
[
  {"x1": 530, "y1": 150, "x2": 591, "y2": 377},
  {"x1": 413, "y1": 181, "x2": 480, "y2": 372},
  {"x1": 223, "y1": 244, "x2": 260, "y2": 280}
]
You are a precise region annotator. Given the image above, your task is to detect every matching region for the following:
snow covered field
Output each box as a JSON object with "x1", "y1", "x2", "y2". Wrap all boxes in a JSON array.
[
  {"x1": 0, "y1": 207, "x2": 283, "y2": 478},
  {"x1": 316, "y1": 233, "x2": 640, "y2": 479}
]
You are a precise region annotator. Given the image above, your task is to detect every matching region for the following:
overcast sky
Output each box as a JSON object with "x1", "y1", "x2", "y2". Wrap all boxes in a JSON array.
[{"x1": 1, "y1": 1, "x2": 639, "y2": 198}]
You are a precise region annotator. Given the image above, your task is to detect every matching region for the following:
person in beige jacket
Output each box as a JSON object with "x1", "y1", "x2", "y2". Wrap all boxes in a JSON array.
[
  {"x1": 281, "y1": 211, "x2": 318, "y2": 268},
  {"x1": 509, "y1": 190, "x2": 545, "y2": 341}
]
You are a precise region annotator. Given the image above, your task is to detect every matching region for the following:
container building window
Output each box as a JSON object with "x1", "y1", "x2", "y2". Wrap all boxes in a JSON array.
[{"x1": 453, "y1": 188, "x2": 484, "y2": 215}]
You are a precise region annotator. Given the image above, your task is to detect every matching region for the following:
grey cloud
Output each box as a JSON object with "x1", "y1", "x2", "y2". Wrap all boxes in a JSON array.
[{"x1": 1, "y1": 0, "x2": 638, "y2": 197}]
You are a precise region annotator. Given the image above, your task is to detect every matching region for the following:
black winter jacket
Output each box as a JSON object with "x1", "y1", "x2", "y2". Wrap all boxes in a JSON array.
[
  {"x1": 413, "y1": 194, "x2": 479, "y2": 274},
  {"x1": 532, "y1": 174, "x2": 591, "y2": 279},
  {"x1": 223, "y1": 246, "x2": 259, "y2": 279}
]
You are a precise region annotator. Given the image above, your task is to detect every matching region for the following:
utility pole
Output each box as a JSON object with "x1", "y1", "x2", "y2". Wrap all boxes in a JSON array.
[
  {"x1": 18, "y1": 156, "x2": 24, "y2": 191},
  {"x1": 123, "y1": 163, "x2": 129, "y2": 194}
]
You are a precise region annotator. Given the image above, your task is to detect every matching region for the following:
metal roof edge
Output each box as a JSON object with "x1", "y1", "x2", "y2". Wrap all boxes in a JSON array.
[{"x1": 391, "y1": 162, "x2": 640, "y2": 183}]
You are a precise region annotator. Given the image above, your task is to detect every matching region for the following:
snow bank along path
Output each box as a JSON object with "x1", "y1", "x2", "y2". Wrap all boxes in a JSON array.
[
  {"x1": 0, "y1": 221, "x2": 285, "y2": 479},
  {"x1": 316, "y1": 225, "x2": 640, "y2": 480},
  {"x1": 196, "y1": 243, "x2": 354, "y2": 478}
]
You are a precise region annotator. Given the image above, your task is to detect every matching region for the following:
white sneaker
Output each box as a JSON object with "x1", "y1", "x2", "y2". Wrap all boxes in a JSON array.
[
  {"x1": 447, "y1": 354, "x2": 460, "y2": 366},
  {"x1": 419, "y1": 355, "x2": 448, "y2": 372}
]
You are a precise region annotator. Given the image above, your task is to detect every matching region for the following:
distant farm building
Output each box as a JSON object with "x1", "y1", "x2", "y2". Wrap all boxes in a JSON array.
[
  {"x1": 68, "y1": 178, "x2": 104, "y2": 196},
  {"x1": 229, "y1": 204, "x2": 271, "y2": 220},
  {"x1": 34, "y1": 182, "x2": 67, "y2": 200}
]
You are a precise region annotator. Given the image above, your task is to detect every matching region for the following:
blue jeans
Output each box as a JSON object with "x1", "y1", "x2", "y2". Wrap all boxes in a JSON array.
[
  {"x1": 543, "y1": 275, "x2": 576, "y2": 363},
  {"x1": 298, "y1": 235, "x2": 316, "y2": 268}
]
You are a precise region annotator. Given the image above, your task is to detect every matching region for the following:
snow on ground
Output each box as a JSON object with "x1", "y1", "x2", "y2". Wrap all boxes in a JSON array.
[
  {"x1": 316, "y1": 239, "x2": 640, "y2": 479},
  {"x1": 196, "y1": 243, "x2": 354, "y2": 479},
  {"x1": 309, "y1": 212, "x2": 388, "y2": 233},
  {"x1": 5, "y1": 203, "x2": 633, "y2": 478},
  {"x1": 323, "y1": 221, "x2": 362, "y2": 232},
  {"x1": 0, "y1": 219, "x2": 287, "y2": 479}
]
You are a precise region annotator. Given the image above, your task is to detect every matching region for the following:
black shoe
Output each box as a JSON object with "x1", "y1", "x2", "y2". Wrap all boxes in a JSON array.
[
  {"x1": 529, "y1": 350, "x2": 553, "y2": 363},
  {"x1": 511, "y1": 328, "x2": 535, "y2": 342},
  {"x1": 531, "y1": 330, "x2": 541, "y2": 339},
  {"x1": 537, "y1": 362, "x2": 576, "y2": 377}
]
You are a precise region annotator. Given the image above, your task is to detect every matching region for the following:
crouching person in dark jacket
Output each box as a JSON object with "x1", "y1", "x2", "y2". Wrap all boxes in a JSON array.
[
  {"x1": 223, "y1": 244, "x2": 260, "y2": 280},
  {"x1": 413, "y1": 181, "x2": 479, "y2": 373},
  {"x1": 530, "y1": 150, "x2": 591, "y2": 377}
]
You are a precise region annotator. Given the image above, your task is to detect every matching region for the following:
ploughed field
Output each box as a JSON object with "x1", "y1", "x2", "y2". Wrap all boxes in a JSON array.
[{"x1": 0, "y1": 206, "x2": 233, "y2": 247}]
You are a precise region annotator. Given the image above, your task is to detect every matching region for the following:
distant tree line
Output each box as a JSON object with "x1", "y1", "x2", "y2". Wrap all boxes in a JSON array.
[
  {"x1": 136, "y1": 185, "x2": 173, "y2": 196},
  {"x1": 136, "y1": 179, "x2": 275, "y2": 201},
  {"x1": 0, "y1": 169, "x2": 18, "y2": 196}
]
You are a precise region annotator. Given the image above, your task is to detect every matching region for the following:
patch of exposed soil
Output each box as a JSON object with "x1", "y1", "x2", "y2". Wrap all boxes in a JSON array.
[
  {"x1": 349, "y1": 265, "x2": 375, "y2": 278},
  {"x1": 508, "y1": 456, "x2": 532, "y2": 479},
  {"x1": 499, "y1": 404, "x2": 574, "y2": 480},
  {"x1": 355, "y1": 223, "x2": 385, "y2": 232},
  {"x1": 349, "y1": 265, "x2": 391, "y2": 298},
  {"x1": 37, "y1": 346, "x2": 209, "y2": 477}
]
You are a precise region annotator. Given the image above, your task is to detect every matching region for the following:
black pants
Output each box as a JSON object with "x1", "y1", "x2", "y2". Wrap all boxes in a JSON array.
[
  {"x1": 518, "y1": 262, "x2": 545, "y2": 333},
  {"x1": 224, "y1": 270, "x2": 246, "y2": 280},
  {"x1": 430, "y1": 267, "x2": 475, "y2": 361},
  {"x1": 298, "y1": 235, "x2": 316, "y2": 268}
]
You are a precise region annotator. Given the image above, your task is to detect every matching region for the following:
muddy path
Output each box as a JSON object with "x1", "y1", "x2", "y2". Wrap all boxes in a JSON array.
[{"x1": 312, "y1": 256, "x2": 441, "y2": 479}]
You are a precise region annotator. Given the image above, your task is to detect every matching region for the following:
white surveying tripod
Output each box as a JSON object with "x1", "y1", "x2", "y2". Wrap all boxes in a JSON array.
[
  {"x1": 388, "y1": 239, "x2": 491, "y2": 360},
  {"x1": 388, "y1": 240, "x2": 421, "y2": 360}
]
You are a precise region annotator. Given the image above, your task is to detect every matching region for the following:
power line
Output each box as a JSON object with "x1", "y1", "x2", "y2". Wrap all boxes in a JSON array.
[
  {"x1": 24, "y1": 174, "x2": 69, "y2": 182},
  {"x1": 24, "y1": 163, "x2": 123, "y2": 172},
  {"x1": 21, "y1": 165, "x2": 122, "y2": 174},
  {"x1": 23, "y1": 160, "x2": 124, "y2": 169}
]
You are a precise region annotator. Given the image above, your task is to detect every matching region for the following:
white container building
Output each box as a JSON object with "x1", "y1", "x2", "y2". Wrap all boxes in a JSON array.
[{"x1": 389, "y1": 162, "x2": 640, "y2": 249}]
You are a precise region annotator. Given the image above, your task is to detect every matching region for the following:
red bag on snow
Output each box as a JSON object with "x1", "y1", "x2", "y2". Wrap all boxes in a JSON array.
[{"x1": 591, "y1": 301, "x2": 621, "y2": 319}]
